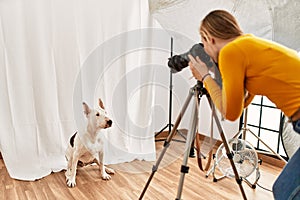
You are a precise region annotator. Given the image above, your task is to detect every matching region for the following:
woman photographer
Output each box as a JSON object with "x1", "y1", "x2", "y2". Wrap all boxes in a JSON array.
[{"x1": 188, "y1": 9, "x2": 300, "y2": 200}]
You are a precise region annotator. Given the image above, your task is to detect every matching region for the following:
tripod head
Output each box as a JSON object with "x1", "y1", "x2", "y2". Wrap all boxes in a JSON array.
[{"x1": 194, "y1": 81, "x2": 208, "y2": 97}]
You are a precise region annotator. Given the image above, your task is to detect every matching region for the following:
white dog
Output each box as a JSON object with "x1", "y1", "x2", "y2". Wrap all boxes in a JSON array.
[{"x1": 65, "y1": 99, "x2": 115, "y2": 187}]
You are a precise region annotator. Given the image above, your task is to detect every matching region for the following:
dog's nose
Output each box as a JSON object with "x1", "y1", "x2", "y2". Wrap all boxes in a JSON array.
[{"x1": 107, "y1": 120, "x2": 112, "y2": 126}]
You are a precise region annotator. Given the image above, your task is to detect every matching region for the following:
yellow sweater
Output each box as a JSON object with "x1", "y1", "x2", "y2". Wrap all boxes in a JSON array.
[{"x1": 204, "y1": 34, "x2": 300, "y2": 121}]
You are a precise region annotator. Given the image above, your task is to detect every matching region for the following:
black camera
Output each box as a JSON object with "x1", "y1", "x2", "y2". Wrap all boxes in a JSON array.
[{"x1": 168, "y1": 43, "x2": 215, "y2": 73}]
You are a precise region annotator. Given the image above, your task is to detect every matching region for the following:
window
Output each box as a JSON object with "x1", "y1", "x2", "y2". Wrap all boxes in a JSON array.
[{"x1": 240, "y1": 95, "x2": 287, "y2": 159}]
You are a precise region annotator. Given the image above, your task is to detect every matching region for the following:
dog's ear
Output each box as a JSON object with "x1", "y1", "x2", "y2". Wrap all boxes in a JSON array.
[
  {"x1": 98, "y1": 98, "x2": 105, "y2": 110},
  {"x1": 82, "y1": 102, "x2": 91, "y2": 117}
]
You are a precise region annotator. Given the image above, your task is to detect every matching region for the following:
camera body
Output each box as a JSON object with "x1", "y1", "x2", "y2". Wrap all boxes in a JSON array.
[{"x1": 168, "y1": 43, "x2": 215, "y2": 73}]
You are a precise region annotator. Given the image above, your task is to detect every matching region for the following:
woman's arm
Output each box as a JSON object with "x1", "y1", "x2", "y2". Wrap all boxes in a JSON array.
[
  {"x1": 218, "y1": 45, "x2": 247, "y2": 121},
  {"x1": 189, "y1": 44, "x2": 247, "y2": 121}
]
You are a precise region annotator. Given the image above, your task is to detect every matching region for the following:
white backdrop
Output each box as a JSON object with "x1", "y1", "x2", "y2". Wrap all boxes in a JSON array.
[{"x1": 0, "y1": 0, "x2": 196, "y2": 180}]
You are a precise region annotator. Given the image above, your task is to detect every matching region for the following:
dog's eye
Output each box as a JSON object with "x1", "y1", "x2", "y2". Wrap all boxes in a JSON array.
[{"x1": 96, "y1": 113, "x2": 100, "y2": 116}]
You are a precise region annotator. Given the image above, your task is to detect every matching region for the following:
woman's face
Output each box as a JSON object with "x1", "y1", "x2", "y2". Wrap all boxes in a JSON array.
[{"x1": 200, "y1": 31, "x2": 218, "y2": 63}]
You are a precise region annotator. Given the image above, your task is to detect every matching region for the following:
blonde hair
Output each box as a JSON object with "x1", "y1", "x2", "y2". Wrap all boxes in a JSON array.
[{"x1": 200, "y1": 10, "x2": 243, "y2": 40}]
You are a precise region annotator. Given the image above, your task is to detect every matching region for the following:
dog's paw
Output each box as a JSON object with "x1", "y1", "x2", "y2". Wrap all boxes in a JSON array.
[
  {"x1": 101, "y1": 173, "x2": 111, "y2": 180},
  {"x1": 105, "y1": 167, "x2": 115, "y2": 174},
  {"x1": 66, "y1": 177, "x2": 76, "y2": 187}
]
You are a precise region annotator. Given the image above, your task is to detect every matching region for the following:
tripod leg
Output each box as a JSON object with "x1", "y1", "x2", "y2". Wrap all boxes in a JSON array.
[
  {"x1": 176, "y1": 92, "x2": 200, "y2": 200},
  {"x1": 247, "y1": 128, "x2": 286, "y2": 162},
  {"x1": 206, "y1": 95, "x2": 248, "y2": 200},
  {"x1": 155, "y1": 124, "x2": 169, "y2": 138},
  {"x1": 139, "y1": 89, "x2": 194, "y2": 200}
]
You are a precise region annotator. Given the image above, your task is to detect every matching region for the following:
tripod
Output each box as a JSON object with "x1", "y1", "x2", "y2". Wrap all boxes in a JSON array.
[
  {"x1": 235, "y1": 108, "x2": 287, "y2": 162},
  {"x1": 139, "y1": 81, "x2": 247, "y2": 200}
]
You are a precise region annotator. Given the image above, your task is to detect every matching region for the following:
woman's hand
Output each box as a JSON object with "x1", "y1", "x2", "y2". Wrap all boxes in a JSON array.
[{"x1": 188, "y1": 54, "x2": 209, "y2": 81}]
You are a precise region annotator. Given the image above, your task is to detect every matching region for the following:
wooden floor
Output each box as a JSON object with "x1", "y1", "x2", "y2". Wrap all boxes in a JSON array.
[{"x1": 0, "y1": 136, "x2": 283, "y2": 200}]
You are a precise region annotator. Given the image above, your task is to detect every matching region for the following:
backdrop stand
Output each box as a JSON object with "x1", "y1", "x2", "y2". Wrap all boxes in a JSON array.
[{"x1": 155, "y1": 37, "x2": 188, "y2": 145}]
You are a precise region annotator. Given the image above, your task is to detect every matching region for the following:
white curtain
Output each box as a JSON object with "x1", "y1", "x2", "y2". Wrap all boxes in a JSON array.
[{"x1": 0, "y1": 0, "x2": 183, "y2": 180}]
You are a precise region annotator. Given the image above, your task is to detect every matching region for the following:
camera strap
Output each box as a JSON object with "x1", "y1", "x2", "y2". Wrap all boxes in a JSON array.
[{"x1": 205, "y1": 107, "x2": 215, "y2": 171}]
